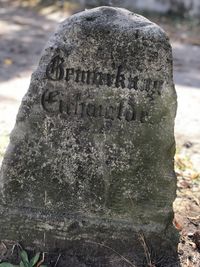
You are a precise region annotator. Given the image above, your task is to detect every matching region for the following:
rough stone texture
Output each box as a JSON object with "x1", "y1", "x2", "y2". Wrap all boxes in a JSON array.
[{"x1": 0, "y1": 7, "x2": 178, "y2": 265}]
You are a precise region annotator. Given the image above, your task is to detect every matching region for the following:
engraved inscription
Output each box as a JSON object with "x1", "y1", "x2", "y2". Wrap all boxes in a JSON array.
[
  {"x1": 41, "y1": 90, "x2": 150, "y2": 123},
  {"x1": 46, "y1": 55, "x2": 164, "y2": 100},
  {"x1": 46, "y1": 55, "x2": 64, "y2": 81}
]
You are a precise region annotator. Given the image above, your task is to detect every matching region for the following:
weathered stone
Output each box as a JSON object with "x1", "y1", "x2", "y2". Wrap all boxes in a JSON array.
[{"x1": 0, "y1": 6, "x2": 178, "y2": 265}]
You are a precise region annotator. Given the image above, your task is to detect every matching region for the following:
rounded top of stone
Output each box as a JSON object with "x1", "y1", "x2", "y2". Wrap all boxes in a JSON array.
[
  {"x1": 71, "y1": 6, "x2": 146, "y2": 26},
  {"x1": 56, "y1": 6, "x2": 168, "y2": 44},
  {"x1": 41, "y1": 5, "x2": 171, "y2": 80},
  {"x1": 78, "y1": 6, "x2": 151, "y2": 26}
]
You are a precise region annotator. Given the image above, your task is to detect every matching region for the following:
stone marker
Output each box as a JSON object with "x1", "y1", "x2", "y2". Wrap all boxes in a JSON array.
[{"x1": 0, "y1": 6, "x2": 178, "y2": 265}]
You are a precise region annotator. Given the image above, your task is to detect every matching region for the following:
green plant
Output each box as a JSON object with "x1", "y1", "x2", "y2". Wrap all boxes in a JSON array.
[{"x1": 0, "y1": 250, "x2": 46, "y2": 267}]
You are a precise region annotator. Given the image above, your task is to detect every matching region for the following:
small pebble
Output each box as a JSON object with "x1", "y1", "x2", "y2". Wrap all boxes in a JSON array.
[
  {"x1": 183, "y1": 141, "x2": 193, "y2": 148},
  {"x1": 188, "y1": 232, "x2": 194, "y2": 238}
]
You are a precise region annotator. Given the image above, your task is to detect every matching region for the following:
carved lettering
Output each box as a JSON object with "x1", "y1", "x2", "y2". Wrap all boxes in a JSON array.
[
  {"x1": 117, "y1": 102, "x2": 123, "y2": 120},
  {"x1": 46, "y1": 55, "x2": 164, "y2": 101},
  {"x1": 81, "y1": 70, "x2": 86, "y2": 83},
  {"x1": 66, "y1": 68, "x2": 74, "y2": 81},
  {"x1": 96, "y1": 105, "x2": 103, "y2": 117},
  {"x1": 79, "y1": 102, "x2": 86, "y2": 117},
  {"x1": 41, "y1": 90, "x2": 61, "y2": 112},
  {"x1": 140, "y1": 111, "x2": 149, "y2": 123},
  {"x1": 86, "y1": 103, "x2": 96, "y2": 117},
  {"x1": 128, "y1": 76, "x2": 138, "y2": 90},
  {"x1": 125, "y1": 104, "x2": 136, "y2": 122},
  {"x1": 144, "y1": 78, "x2": 152, "y2": 92},
  {"x1": 41, "y1": 90, "x2": 151, "y2": 124},
  {"x1": 105, "y1": 106, "x2": 115, "y2": 120},
  {"x1": 93, "y1": 72, "x2": 104, "y2": 86},
  {"x1": 75, "y1": 69, "x2": 81, "y2": 83},
  {"x1": 115, "y1": 65, "x2": 125, "y2": 88},
  {"x1": 106, "y1": 73, "x2": 115, "y2": 87},
  {"x1": 46, "y1": 55, "x2": 64, "y2": 81},
  {"x1": 66, "y1": 101, "x2": 72, "y2": 115}
]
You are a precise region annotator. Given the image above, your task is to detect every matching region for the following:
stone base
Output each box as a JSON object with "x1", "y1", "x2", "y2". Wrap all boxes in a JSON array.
[{"x1": 0, "y1": 205, "x2": 179, "y2": 266}]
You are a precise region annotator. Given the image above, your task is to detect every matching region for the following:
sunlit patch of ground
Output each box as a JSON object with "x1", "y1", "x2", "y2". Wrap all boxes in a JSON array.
[{"x1": 174, "y1": 154, "x2": 200, "y2": 266}]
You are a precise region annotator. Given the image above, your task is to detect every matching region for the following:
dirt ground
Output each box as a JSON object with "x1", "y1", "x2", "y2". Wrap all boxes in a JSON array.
[{"x1": 0, "y1": 0, "x2": 200, "y2": 266}]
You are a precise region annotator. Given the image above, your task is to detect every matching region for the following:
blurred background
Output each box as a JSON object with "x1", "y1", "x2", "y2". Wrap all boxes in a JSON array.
[{"x1": 0, "y1": 0, "x2": 200, "y2": 263}]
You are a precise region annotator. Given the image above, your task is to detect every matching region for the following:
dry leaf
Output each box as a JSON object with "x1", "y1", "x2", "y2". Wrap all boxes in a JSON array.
[
  {"x1": 173, "y1": 218, "x2": 183, "y2": 231},
  {"x1": 4, "y1": 58, "x2": 13, "y2": 65},
  {"x1": 191, "y1": 172, "x2": 199, "y2": 180}
]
